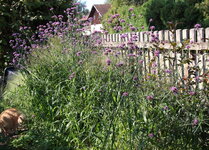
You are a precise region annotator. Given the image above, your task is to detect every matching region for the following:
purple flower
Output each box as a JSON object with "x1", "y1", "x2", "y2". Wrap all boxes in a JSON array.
[
  {"x1": 122, "y1": 92, "x2": 129, "y2": 96},
  {"x1": 129, "y1": 8, "x2": 134, "y2": 12},
  {"x1": 69, "y1": 72, "x2": 75, "y2": 80},
  {"x1": 163, "y1": 106, "x2": 169, "y2": 110},
  {"x1": 141, "y1": 26, "x2": 144, "y2": 29},
  {"x1": 76, "y1": 51, "x2": 82, "y2": 56},
  {"x1": 186, "y1": 45, "x2": 191, "y2": 49},
  {"x1": 50, "y1": 8, "x2": 54, "y2": 11},
  {"x1": 149, "y1": 18, "x2": 153, "y2": 22},
  {"x1": 154, "y1": 50, "x2": 160, "y2": 57},
  {"x1": 127, "y1": 53, "x2": 136, "y2": 57},
  {"x1": 120, "y1": 19, "x2": 125, "y2": 23},
  {"x1": 150, "y1": 26, "x2": 155, "y2": 30},
  {"x1": 170, "y1": 86, "x2": 178, "y2": 94},
  {"x1": 133, "y1": 76, "x2": 138, "y2": 81},
  {"x1": 194, "y1": 24, "x2": 201, "y2": 29},
  {"x1": 130, "y1": 26, "x2": 136, "y2": 31},
  {"x1": 146, "y1": 95, "x2": 154, "y2": 100},
  {"x1": 189, "y1": 91, "x2": 196, "y2": 96},
  {"x1": 138, "y1": 60, "x2": 143, "y2": 64},
  {"x1": 120, "y1": 34, "x2": 128, "y2": 38},
  {"x1": 106, "y1": 58, "x2": 111, "y2": 65},
  {"x1": 165, "y1": 69, "x2": 172, "y2": 74},
  {"x1": 116, "y1": 62, "x2": 124, "y2": 67},
  {"x1": 192, "y1": 118, "x2": 198, "y2": 126},
  {"x1": 148, "y1": 133, "x2": 154, "y2": 138}
]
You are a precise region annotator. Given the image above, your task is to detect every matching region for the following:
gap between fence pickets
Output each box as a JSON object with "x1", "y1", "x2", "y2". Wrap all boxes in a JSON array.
[{"x1": 101, "y1": 27, "x2": 209, "y2": 50}]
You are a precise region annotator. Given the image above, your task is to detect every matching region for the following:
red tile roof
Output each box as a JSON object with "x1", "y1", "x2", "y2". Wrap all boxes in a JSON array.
[{"x1": 94, "y1": 4, "x2": 111, "y2": 16}]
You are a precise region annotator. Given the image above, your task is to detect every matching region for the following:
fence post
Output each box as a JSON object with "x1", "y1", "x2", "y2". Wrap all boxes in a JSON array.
[
  {"x1": 176, "y1": 29, "x2": 182, "y2": 43},
  {"x1": 189, "y1": 28, "x2": 197, "y2": 43},
  {"x1": 182, "y1": 29, "x2": 189, "y2": 41},
  {"x1": 158, "y1": 30, "x2": 164, "y2": 42}
]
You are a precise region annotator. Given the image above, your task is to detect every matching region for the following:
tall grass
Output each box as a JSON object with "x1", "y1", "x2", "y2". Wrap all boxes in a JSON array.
[
  {"x1": 1, "y1": 34, "x2": 208, "y2": 149},
  {"x1": 0, "y1": 3, "x2": 208, "y2": 150}
]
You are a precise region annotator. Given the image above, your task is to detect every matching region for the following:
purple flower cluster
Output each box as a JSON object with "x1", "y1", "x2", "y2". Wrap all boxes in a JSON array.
[{"x1": 170, "y1": 86, "x2": 178, "y2": 94}]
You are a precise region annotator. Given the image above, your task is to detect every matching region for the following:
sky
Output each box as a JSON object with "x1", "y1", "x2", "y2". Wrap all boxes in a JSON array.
[{"x1": 80, "y1": 0, "x2": 107, "y2": 11}]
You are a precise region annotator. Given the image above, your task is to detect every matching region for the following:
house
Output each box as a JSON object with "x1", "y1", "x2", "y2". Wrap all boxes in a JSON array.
[{"x1": 86, "y1": 4, "x2": 111, "y2": 34}]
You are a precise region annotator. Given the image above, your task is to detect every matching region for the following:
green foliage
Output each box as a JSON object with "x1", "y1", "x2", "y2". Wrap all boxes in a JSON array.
[
  {"x1": 0, "y1": 0, "x2": 75, "y2": 74},
  {"x1": 145, "y1": 0, "x2": 207, "y2": 30},
  {"x1": 103, "y1": 0, "x2": 209, "y2": 33},
  {"x1": 1, "y1": 34, "x2": 208, "y2": 149},
  {"x1": 102, "y1": 4, "x2": 149, "y2": 33}
]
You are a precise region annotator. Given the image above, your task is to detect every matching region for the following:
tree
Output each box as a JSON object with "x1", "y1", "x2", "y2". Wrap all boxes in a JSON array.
[{"x1": 0, "y1": 0, "x2": 78, "y2": 74}]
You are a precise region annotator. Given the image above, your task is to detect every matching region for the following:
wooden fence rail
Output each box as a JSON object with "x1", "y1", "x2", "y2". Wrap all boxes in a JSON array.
[{"x1": 98, "y1": 27, "x2": 209, "y2": 90}]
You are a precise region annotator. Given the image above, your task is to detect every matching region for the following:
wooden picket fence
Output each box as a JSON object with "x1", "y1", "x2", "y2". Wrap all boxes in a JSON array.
[{"x1": 99, "y1": 28, "x2": 209, "y2": 89}]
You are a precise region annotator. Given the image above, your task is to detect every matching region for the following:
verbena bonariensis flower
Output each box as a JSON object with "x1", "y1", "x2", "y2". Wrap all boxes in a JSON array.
[
  {"x1": 163, "y1": 106, "x2": 169, "y2": 110},
  {"x1": 165, "y1": 69, "x2": 172, "y2": 74},
  {"x1": 106, "y1": 58, "x2": 111, "y2": 65},
  {"x1": 76, "y1": 51, "x2": 82, "y2": 56},
  {"x1": 189, "y1": 91, "x2": 195, "y2": 96},
  {"x1": 154, "y1": 50, "x2": 160, "y2": 57},
  {"x1": 130, "y1": 26, "x2": 136, "y2": 31},
  {"x1": 194, "y1": 24, "x2": 201, "y2": 29},
  {"x1": 120, "y1": 33, "x2": 128, "y2": 39},
  {"x1": 192, "y1": 118, "x2": 198, "y2": 126},
  {"x1": 129, "y1": 8, "x2": 134, "y2": 12},
  {"x1": 69, "y1": 72, "x2": 76, "y2": 80},
  {"x1": 170, "y1": 86, "x2": 178, "y2": 94},
  {"x1": 148, "y1": 133, "x2": 154, "y2": 138},
  {"x1": 146, "y1": 95, "x2": 154, "y2": 100},
  {"x1": 116, "y1": 62, "x2": 124, "y2": 67},
  {"x1": 122, "y1": 92, "x2": 129, "y2": 96},
  {"x1": 150, "y1": 26, "x2": 155, "y2": 30},
  {"x1": 120, "y1": 19, "x2": 125, "y2": 23}
]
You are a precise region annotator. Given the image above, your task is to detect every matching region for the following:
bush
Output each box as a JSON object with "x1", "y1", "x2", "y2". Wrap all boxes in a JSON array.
[{"x1": 0, "y1": 0, "x2": 77, "y2": 74}]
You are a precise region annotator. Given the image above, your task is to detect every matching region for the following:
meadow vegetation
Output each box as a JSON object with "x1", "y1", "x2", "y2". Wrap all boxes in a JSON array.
[{"x1": 0, "y1": 2, "x2": 208, "y2": 150}]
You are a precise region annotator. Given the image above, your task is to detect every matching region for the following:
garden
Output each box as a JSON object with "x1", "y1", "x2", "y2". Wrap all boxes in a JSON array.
[{"x1": 0, "y1": 0, "x2": 208, "y2": 149}]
